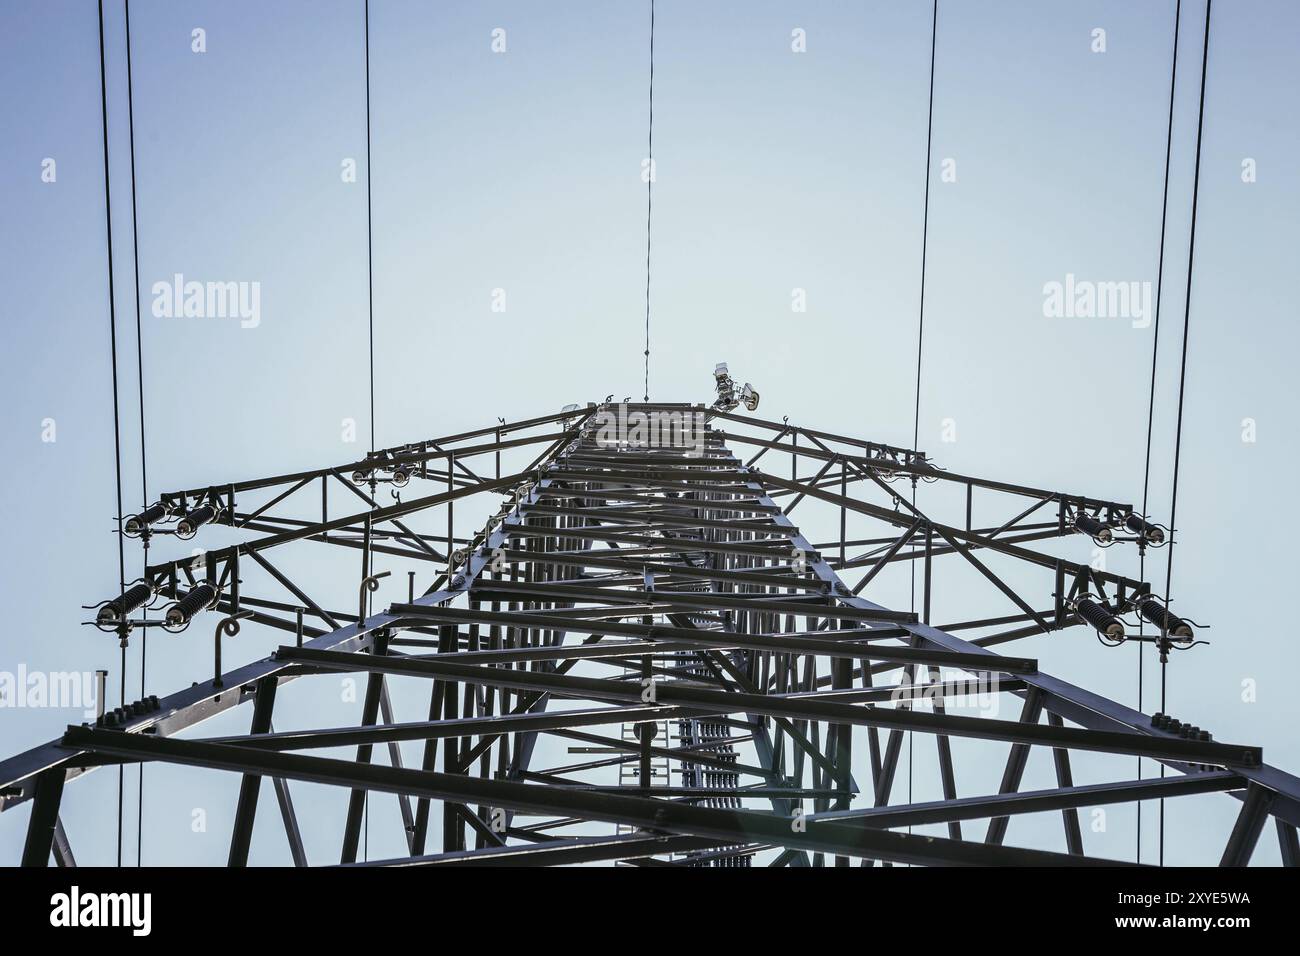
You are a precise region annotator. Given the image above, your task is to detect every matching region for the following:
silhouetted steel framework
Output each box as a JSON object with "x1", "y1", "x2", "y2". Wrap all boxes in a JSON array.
[{"x1": 5, "y1": 403, "x2": 1299, "y2": 867}]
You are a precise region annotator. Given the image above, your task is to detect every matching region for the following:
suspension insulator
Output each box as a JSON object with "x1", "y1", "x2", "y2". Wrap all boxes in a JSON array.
[
  {"x1": 1137, "y1": 598, "x2": 1193, "y2": 639},
  {"x1": 176, "y1": 505, "x2": 217, "y2": 539},
  {"x1": 97, "y1": 582, "x2": 155, "y2": 626},
  {"x1": 165, "y1": 583, "x2": 217, "y2": 629},
  {"x1": 1076, "y1": 597, "x2": 1125, "y2": 642},
  {"x1": 1125, "y1": 514, "x2": 1166, "y2": 545},
  {"x1": 124, "y1": 502, "x2": 168, "y2": 537},
  {"x1": 1074, "y1": 513, "x2": 1113, "y2": 544}
]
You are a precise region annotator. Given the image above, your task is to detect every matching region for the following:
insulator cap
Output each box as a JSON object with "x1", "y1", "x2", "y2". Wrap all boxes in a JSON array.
[
  {"x1": 1137, "y1": 597, "x2": 1193, "y2": 639},
  {"x1": 177, "y1": 505, "x2": 217, "y2": 538},
  {"x1": 97, "y1": 582, "x2": 154, "y2": 626},
  {"x1": 1076, "y1": 596, "x2": 1125, "y2": 641},
  {"x1": 1074, "y1": 513, "x2": 1113, "y2": 544},
  {"x1": 166, "y1": 583, "x2": 217, "y2": 628},
  {"x1": 1124, "y1": 514, "x2": 1166, "y2": 544},
  {"x1": 124, "y1": 502, "x2": 167, "y2": 536}
]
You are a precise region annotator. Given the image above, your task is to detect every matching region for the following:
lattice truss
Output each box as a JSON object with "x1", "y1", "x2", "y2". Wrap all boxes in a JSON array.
[{"x1": 5, "y1": 403, "x2": 1299, "y2": 867}]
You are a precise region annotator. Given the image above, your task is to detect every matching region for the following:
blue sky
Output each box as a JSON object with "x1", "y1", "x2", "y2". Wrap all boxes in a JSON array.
[{"x1": 1, "y1": 0, "x2": 1297, "y2": 865}]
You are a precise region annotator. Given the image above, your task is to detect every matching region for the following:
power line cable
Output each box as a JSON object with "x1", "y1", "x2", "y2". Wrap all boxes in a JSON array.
[
  {"x1": 365, "y1": 0, "x2": 376, "y2": 452},
  {"x1": 912, "y1": 0, "x2": 937, "y2": 455},
  {"x1": 96, "y1": 0, "x2": 129, "y2": 868},
  {"x1": 642, "y1": 0, "x2": 655, "y2": 402},
  {"x1": 1135, "y1": 0, "x2": 1181, "y2": 865},
  {"x1": 362, "y1": 0, "x2": 379, "y2": 861},
  {"x1": 123, "y1": 0, "x2": 151, "y2": 868},
  {"x1": 907, "y1": 0, "x2": 939, "y2": 847},
  {"x1": 1159, "y1": 0, "x2": 1213, "y2": 867}
]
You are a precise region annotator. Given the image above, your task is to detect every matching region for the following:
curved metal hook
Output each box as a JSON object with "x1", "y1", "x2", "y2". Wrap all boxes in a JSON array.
[
  {"x1": 358, "y1": 570, "x2": 391, "y2": 624},
  {"x1": 213, "y1": 610, "x2": 253, "y2": 688}
]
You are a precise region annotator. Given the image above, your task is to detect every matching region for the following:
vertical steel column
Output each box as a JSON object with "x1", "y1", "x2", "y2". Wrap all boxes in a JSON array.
[
  {"x1": 442, "y1": 629, "x2": 463, "y2": 852},
  {"x1": 985, "y1": 689, "x2": 1044, "y2": 845},
  {"x1": 875, "y1": 650, "x2": 918, "y2": 808},
  {"x1": 270, "y1": 753, "x2": 308, "y2": 866},
  {"x1": 20, "y1": 768, "x2": 66, "y2": 867},
  {"x1": 378, "y1": 683, "x2": 417, "y2": 853},
  {"x1": 410, "y1": 624, "x2": 452, "y2": 854},
  {"x1": 928, "y1": 665, "x2": 961, "y2": 841},
  {"x1": 340, "y1": 629, "x2": 389, "y2": 863},
  {"x1": 1276, "y1": 818, "x2": 1300, "y2": 867},
  {"x1": 227, "y1": 674, "x2": 279, "y2": 866},
  {"x1": 831, "y1": 653, "x2": 851, "y2": 867},
  {"x1": 1046, "y1": 711, "x2": 1084, "y2": 854},
  {"x1": 1220, "y1": 783, "x2": 1273, "y2": 867},
  {"x1": 51, "y1": 817, "x2": 76, "y2": 868},
  {"x1": 839, "y1": 461, "x2": 846, "y2": 567},
  {"x1": 447, "y1": 452, "x2": 454, "y2": 568},
  {"x1": 639, "y1": 648, "x2": 653, "y2": 791}
]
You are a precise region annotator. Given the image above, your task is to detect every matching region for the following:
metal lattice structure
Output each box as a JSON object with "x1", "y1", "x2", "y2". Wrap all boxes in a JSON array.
[{"x1": 5, "y1": 402, "x2": 1299, "y2": 867}]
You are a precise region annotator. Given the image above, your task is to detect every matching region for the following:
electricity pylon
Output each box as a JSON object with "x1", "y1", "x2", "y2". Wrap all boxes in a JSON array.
[{"x1": 5, "y1": 402, "x2": 1298, "y2": 867}]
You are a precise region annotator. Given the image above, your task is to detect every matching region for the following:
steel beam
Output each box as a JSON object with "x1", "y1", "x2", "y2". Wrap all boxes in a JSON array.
[{"x1": 61, "y1": 726, "x2": 1136, "y2": 867}]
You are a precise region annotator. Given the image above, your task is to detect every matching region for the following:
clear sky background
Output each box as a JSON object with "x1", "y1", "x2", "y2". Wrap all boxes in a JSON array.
[{"x1": 1, "y1": 0, "x2": 1297, "y2": 866}]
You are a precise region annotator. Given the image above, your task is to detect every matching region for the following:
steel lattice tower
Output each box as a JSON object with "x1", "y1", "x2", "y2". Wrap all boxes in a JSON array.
[{"x1": 5, "y1": 402, "x2": 1299, "y2": 867}]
